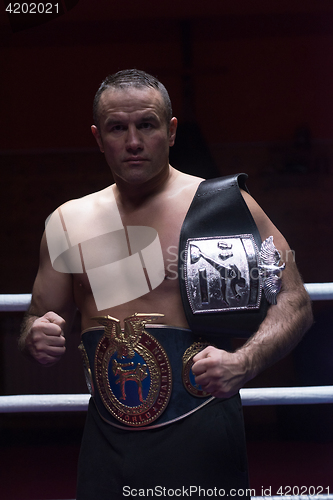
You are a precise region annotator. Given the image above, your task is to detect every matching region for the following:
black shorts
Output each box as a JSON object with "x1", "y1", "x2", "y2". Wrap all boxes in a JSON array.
[{"x1": 76, "y1": 395, "x2": 249, "y2": 500}]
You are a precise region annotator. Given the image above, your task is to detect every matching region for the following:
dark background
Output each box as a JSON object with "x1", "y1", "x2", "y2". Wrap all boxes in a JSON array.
[{"x1": 0, "y1": 1, "x2": 333, "y2": 498}]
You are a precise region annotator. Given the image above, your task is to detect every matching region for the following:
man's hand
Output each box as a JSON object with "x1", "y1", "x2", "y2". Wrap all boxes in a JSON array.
[
  {"x1": 192, "y1": 346, "x2": 248, "y2": 399},
  {"x1": 25, "y1": 312, "x2": 66, "y2": 366}
]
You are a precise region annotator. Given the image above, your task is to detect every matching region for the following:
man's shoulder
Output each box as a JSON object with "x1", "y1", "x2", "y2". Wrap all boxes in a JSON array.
[
  {"x1": 58, "y1": 185, "x2": 115, "y2": 214},
  {"x1": 45, "y1": 183, "x2": 123, "y2": 255},
  {"x1": 46, "y1": 183, "x2": 122, "y2": 236},
  {"x1": 176, "y1": 170, "x2": 204, "y2": 185},
  {"x1": 169, "y1": 169, "x2": 204, "y2": 197}
]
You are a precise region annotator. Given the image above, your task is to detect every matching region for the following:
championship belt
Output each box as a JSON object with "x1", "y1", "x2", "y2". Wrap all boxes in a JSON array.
[
  {"x1": 79, "y1": 315, "x2": 217, "y2": 429},
  {"x1": 179, "y1": 174, "x2": 285, "y2": 337},
  {"x1": 185, "y1": 234, "x2": 284, "y2": 314}
]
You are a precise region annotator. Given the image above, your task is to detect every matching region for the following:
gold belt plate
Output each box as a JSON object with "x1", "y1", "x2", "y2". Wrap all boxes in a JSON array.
[{"x1": 93, "y1": 313, "x2": 172, "y2": 427}]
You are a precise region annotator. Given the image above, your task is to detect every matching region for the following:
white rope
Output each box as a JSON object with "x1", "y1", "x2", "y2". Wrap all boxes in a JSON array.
[
  {"x1": 0, "y1": 283, "x2": 332, "y2": 312},
  {"x1": 0, "y1": 293, "x2": 31, "y2": 311},
  {"x1": 240, "y1": 385, "x2": 333, "y2": 406},
  {"x1": 1, "y1": 386, "x2": 333, "y2": 413},
  {"x1": 0, "y1": 394, "x2": 90, "y2": 413},
  {"x1": 304, "y1": 282, "x2": 333, "y2": 300}
]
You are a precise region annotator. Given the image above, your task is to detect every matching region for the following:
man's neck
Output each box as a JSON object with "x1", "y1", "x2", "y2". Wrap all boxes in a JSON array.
[{"x1": 113, "y1": 165, "x2": 178, "y2": 210}]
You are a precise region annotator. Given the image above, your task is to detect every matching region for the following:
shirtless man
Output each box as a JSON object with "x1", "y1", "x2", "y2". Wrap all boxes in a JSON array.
[{"x1": 19, "y1": 69, "x2": 312, "y2": 499}]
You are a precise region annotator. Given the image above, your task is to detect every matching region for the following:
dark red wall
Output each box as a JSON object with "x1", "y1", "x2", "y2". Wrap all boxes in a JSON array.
[{"x1": 1, "y1": 1, "x2": 333, "y2": 150}]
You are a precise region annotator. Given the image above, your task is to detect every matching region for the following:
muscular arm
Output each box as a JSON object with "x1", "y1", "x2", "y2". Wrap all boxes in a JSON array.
[
  {"x1": 19, "y1": 232, "x2": 77, "y2": 365},
  {"x1": 192, "y1": 192, "x2": 313, "y2": 398}
]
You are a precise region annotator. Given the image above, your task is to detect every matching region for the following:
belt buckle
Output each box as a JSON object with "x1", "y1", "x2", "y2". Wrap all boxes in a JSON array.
[{"x1": 182, "y1": 342, "x2": 213, "y2": 397}]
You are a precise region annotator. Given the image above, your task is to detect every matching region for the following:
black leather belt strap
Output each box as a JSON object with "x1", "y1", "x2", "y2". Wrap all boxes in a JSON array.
[
  {"x1": 80, "y1": 325, "x2": 223, "y2": 430},
  {"x1": 178, "y1": 173, "x2": 268, "y2": 338}
]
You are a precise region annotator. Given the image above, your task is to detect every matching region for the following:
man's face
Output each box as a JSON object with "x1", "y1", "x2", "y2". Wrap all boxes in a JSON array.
[{"x1": 91, "y1": 87, "x2": 177, "y2": 187}]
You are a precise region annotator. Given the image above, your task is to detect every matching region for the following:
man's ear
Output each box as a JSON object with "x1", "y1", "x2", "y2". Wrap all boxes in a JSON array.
[
  {"x1": 168, "y1": 117, "x2": 178, "y2": 147},
  {"x1": 91, "y1": 125, "x2": 104, "y2": 153}
]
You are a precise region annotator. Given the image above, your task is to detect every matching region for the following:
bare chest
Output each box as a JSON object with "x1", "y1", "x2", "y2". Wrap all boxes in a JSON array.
[
  {"x1": 120, "y1": 199, "x2": 188, "y2": 280},
  {"x1": 72, "y1": 192, "x2": 194, "y2": 305}
]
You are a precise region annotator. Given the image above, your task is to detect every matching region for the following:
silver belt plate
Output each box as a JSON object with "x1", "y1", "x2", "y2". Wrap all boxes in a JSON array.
[{"x1": 184, "y1": 234, "x2": 262, "y2": 314}]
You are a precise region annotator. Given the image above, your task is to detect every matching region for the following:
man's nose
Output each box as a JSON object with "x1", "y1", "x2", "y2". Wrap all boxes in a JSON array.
[{"x1": 126, "y1": 126, "x2": 143, "y2": 152}]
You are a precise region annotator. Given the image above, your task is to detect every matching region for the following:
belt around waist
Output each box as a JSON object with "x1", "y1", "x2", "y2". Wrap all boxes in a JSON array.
[{"x1": 80, "y1": 323, "x2": 218, "y2": 430}]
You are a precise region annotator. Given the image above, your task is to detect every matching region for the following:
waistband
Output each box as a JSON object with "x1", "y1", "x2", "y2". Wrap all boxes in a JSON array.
[{"x1": 80, "y1": 323, "x2": 217, "y2": 430}]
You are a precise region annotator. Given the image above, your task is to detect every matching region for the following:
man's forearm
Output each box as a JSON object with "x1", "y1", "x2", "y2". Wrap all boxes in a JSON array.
[
  {"x1": 237, "y1": 283, "x2": 313, "y2": 383},
  {"x1": 18, "y1": 311, "x2": 39, "y2": 353}
]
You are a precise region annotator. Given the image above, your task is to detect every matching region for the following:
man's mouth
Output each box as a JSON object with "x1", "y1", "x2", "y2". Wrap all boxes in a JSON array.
[{"x1": 124, "y1": 157, "x2": 148, "y2": 163}]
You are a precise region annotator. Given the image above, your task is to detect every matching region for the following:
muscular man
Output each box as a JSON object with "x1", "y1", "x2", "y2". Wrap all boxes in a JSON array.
[{"x1": 19, "y1": 69, "x2": 312, "y2": 499}]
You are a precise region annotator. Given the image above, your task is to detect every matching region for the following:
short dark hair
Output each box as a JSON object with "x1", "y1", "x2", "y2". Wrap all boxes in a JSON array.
[{"x1": 93, "y1": 69, "x2": 173, "y2": 129}]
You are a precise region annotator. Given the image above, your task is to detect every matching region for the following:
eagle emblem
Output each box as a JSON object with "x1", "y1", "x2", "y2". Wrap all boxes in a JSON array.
[
  {"x1": 259, "y1": 236, "x2": 285, "y2": 305},
  {"x1": 92, "y1": 313, "x2": 164, "y2": 358}
]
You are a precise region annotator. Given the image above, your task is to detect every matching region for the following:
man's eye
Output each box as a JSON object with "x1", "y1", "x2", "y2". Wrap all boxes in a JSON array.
[
  {"x1": 111, "y1": 125, "x2": 125, "y2": 132},
  {"x1": 139, "y1": 123, "x2": 153, "y2": 130}
]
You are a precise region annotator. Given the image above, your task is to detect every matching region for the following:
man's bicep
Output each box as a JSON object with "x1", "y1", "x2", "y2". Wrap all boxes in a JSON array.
[
  {"x1": 29, "y1": 232, "x2": 76, "y2": 326},
  {"x1": 241, "y1": 190, "x2": 306, "y2": 295},
  {"x1": 241, "y1": 190, "x2": 292, "y2": 259}
]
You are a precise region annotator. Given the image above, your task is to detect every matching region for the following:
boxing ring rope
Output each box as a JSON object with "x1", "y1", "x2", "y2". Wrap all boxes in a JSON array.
[
  {"x1": 1, "y1": 385, "x2": 333, "y2": 413},
  {"x1": 0, "y1": 282, "x2": 333, "y2": 312},
  {"x1": 0, "y1": 293, "x2": 32, "y2": 311},
  {"x1": 0, "y1": 282, "x2": 332, "y2": 413}
]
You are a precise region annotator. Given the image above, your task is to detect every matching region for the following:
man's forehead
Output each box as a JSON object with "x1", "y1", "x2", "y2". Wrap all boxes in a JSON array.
[{"x1": 98, "y1": 87, "x2": 164, "y2": 116}]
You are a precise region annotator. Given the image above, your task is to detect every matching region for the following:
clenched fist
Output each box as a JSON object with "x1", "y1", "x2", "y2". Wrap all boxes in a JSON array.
[
  {"x1": 26, "y1": 312, "x2": 66, "y2": 366},
  {"x1": 192, "y1": 345, "x2": 249, "y2": 399}
]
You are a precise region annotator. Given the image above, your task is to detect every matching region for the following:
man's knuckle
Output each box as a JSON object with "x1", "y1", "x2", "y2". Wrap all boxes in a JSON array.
[{"x1": 34, "y1": 343, "x2": 45, "y2": 354}]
